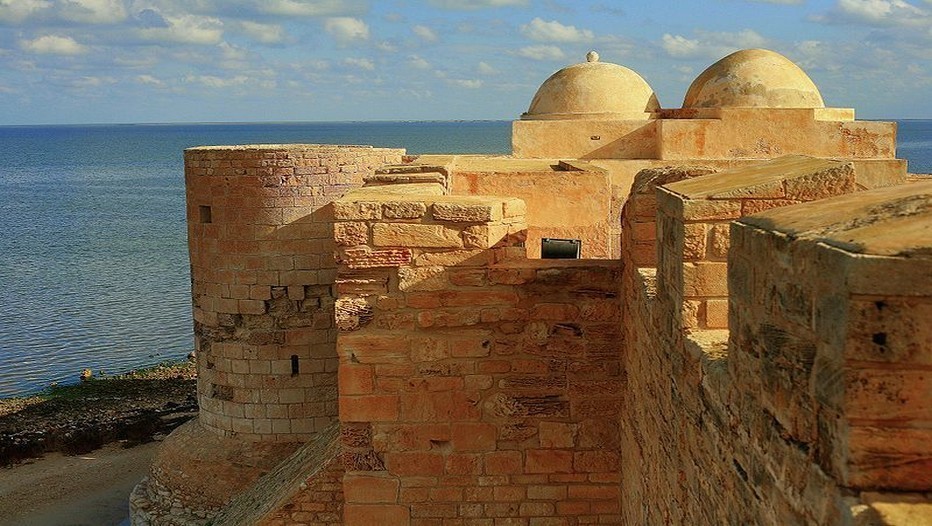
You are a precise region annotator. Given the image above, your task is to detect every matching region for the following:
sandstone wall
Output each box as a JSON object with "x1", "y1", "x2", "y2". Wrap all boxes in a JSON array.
[
  {"x1": 331, "y1": 187, "x2": 624, "y2": 525},
  {"x1": 620, "y1": 169, "x2": 932, "y2": 524},
  {"x1": 185, "y1": 144, "x2": 404, "y2": 441}
]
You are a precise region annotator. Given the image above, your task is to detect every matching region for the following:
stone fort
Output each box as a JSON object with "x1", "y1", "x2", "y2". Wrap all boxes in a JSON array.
[{"x1": 130, "y1": 49, "x2": 932, "y2": 525}]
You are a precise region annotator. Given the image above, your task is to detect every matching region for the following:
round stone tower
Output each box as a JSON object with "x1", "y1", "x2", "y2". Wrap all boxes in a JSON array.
[
  {"x1": 130, "y1": 144, "x2": 404, "y2": 524},
  {"x1": 185, "y1": 144, "x2": 408, "y2": 440}
]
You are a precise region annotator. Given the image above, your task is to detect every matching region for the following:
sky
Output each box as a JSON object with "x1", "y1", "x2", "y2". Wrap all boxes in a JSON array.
[{"x1": 0, "y1": 0, "x2": 931, "y2": 125}]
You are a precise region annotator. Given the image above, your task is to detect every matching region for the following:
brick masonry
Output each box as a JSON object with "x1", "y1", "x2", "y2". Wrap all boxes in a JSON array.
[{"x1": 332, "y1": 188, "x2": 624, "y2": 525}]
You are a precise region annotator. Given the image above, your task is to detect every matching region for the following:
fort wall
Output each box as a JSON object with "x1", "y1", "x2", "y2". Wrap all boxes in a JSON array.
[
  {"x1": 620, "y1": 177, "x2": 932, "y2": 524},
  {"x1": 331, "y1": 186, "x2": 624, "y2": 524},
  {"x1": 134, "y1": 47, "x2": 931, "y2": 526}
]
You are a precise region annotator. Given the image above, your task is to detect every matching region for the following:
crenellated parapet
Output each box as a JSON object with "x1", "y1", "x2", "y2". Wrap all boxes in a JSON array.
[{"x1": 622, "y1": 159, "x2": 932, "y2": 524}]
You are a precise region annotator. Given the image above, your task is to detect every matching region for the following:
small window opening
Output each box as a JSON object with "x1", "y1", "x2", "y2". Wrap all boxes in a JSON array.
[
  {"x1": 541, "y1": 238, "x2": 581, "y2": 259},
  {"x1": 199, "y1": 205, "x2": 212, "y2": 224},
  {"x1": 291, "y1": 355, "x2": 300, "y2": 376}
]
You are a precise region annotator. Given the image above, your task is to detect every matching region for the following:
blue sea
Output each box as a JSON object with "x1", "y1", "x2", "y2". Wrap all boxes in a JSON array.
[{"x1": 0, "y1": 120, "x2": 929, "y2": 397}]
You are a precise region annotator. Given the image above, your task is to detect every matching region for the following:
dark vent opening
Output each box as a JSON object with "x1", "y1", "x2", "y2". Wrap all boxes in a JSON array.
[{"x1": 541, "y1": 238, "x2": 581, "y2": 259}]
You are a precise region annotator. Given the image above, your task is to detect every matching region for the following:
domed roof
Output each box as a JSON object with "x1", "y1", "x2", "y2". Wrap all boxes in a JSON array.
[
  {"x1": 523, "y1": 52, "x2": 660, "y2": 120},
  {"x1": 683, "y1": 49, "x2": 824, "y2": 109}
]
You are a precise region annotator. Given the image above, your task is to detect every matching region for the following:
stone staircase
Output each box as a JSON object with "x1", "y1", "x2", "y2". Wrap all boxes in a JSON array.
[{"x1": 210, "y1": 422, "x2": 340, "y2": 526}]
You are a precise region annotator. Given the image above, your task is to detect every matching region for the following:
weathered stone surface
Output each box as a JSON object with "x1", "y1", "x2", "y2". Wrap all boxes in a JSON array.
[
  {"x1": 334, "y1": 222, "x2": 368, "y2": 247},
  {"x1": 382, "y1": 201, "x2": 427, "y2": 219},
  {"x1": 339, "y1": 247, "x2": 412, "y2": 269},
  {"x1": 372, "y1": 223, "x2": 463, "y2": 248},
  {"x1": 431, "y1": 202, "x2": 501, "y2": 223}
]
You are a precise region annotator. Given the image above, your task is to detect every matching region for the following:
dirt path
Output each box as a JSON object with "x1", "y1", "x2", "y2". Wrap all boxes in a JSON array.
[{"x1": 0, "y1": 441, "x2": 158, "y2": 526}]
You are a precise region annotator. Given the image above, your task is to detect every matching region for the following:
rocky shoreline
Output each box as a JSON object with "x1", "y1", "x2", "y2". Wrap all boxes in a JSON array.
[{"x1": 0, "y1": 360, "x2": 198, "y2": 465}]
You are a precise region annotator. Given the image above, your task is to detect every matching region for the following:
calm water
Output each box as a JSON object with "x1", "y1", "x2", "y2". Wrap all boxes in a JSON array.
[{"x1": 0, "y1": 120, "x2": 929, "y2": 397}]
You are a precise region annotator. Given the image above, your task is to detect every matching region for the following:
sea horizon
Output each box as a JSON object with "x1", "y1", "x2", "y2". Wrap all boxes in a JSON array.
[{"x1": 3, "y1": 116, "x2": 932, "y2": 127}]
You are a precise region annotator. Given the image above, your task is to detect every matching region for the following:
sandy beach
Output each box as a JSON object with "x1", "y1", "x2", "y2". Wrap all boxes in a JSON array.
[
  {"x1": 0, "y1": 361, "x2": 197, "y2": 525},
  {"x1": 0, "y1": 441, "x2": 157, "y2": 526}
]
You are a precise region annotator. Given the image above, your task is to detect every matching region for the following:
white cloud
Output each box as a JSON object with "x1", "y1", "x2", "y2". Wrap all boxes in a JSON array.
[
  {"x1": 135, "y1": 74, "x2": 164, "y2": 86},
  {"x1": 448, "y1": 78, "x2": 483, "y2": 88},
  {"x1": 746, "y1": 0, "x2": 803, "y2": 3},
  {"x1": 376, "y1": 40, "x2": 398, "y2": 52},
  {"x1": 0, "y1": 0, "x2": 126, "y2": 24},
  {"x1": 661, "y1": 29, "x2": 768, "y2": 59},
  {"x1": 343, "y1": 57, "x2": 374, "y2": 70},
  {"x1": 256, "y1": 0, "x2": 365, "y2": 17},
  {"x1": 184, "y1": 74, "x2": 249, "y2": 88},
  {"x1": 138, "y1": 14, "x2": 224, "y2": 45},
  {"x1": 325, "y1": 17, "x2": 369, "y2": 44},
  {"x1": 427, "y1": 0, "x2": 528, "y2": 8},
  {"x1": 661, "y1": 34, "x2": 699, "y2": 58},
  {"x1": 0, "y1": 0, "x2": 51, "y2": 23},
  {"x1": 409, "y1": 54, "x2": 430, "y2": 69},
  {"x1": 219, "y1": 41, "x2": 247, "y2": 60},
  {"x1": 69, "y1": 75, "x2": 114, "y2": 88},
  {"x1": 834, "y1": 0, "x2": 930, "y2": 25},
  {"x1": 413, "y1": 24, "x2": 438, "y2": 42},
  {"x1": 520, "y1": 17, "x2": 594, "y2": 42},
  {"x1": 477, "y1": 61, "x2": 497, "y2": 75},
  {"x1": 58, "y1": 0, "x2": 126, "y2": 24},
  {"x1": 238, "y1": 21, "x2": 285, "y2": 44},
  {"x1": 515, "y1": 44, "x2": 565, "y2": 61},
  {"x1": 20, "y1": 34, "x2": 88, "y2": 55}
]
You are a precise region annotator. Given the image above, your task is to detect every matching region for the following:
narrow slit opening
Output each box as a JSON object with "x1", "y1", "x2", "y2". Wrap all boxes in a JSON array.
[{"x1": 199, "y1": 205, "x2": 212, "y2": 224}]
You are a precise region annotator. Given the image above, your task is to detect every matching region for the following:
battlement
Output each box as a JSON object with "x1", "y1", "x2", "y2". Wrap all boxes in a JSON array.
[{"x1": 133, "y1": 49, "x2": 931, "y2": 525}]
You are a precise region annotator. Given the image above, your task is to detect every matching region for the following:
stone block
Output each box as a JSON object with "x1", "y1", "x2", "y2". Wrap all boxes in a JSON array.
[
  {"x1": 784, "y1": 164, "x2": 856, "y2": 201},
  {"x1": 335, "y1": 222, "x2": 369, "y2": 246},
  {"x1": 398, "y1": 266, "x2": 447, "y2": 292},
  {"x1": 526, "y1": 449, "x2": 573, "y2": 473},
  {"x1": 432, "y1": 202, "x2": 502, "y2": 223},
  {"x1": 343, "y1": 473, "x2": 400, "y2": 503},
  {"x1": 344, "y1": 504, "x2": 410, "y2": 526},
  {"x1": 339, "y1": 394, "x2": 400, "y2": 422},
  {"x1": 707, "y1": 223, "x2": 730, "y2": 260},
  {"x1": 847, "y1": 427, "x2": 932, "y2": 490},
  {"x1": 339, "y1": 247, "x2": 413, "y2": 269},
  {"x1": 539, "y1": 422, "x2": 576, "y2": 448},
  {"x1": 503, "y1": 198, "x2": 527, "y2": 218},
  {"x1": 462, "y1": 224, "x2": 510, "y2": 249},
  {"x1": 414, "y1": 249, "x2": 490, "y2": 267},
  {"x1": 682, "y1": 262, "x2": 729, "y2": 297},
  {"x1": 683, "y1": 223, "x2": 706, "y2": 260},
  {"x1": 384, "y1": 451, "x2": 446, "y2": 476},
  {"x1": 682, "y1": 199, "x2": 742, "y2": 221},
  {"x1": 339, "y1": 365, "x2": 374, "y2": 395},
  {"x1": 483, "y1": 450, "x2": 523, "y2": 475},
  {"x1": 845, "y1": 298, "x2": 932, "y2": 365},
  {"x1": 382, "y1": 201, "x2": 427, "y2": 219},
  {"x1": 451, "y1": 423, "x2": 497, "y2": 451},
  {"x1": 372, "y1": 223, "x2": 463, "y2": 248},
  {"x1": 843, "y1": 367, "x2": 931, "y2": 421},
  {"x1": 332, "y1": 201, "x2": 381, "y2": 220},
  {"x1": 705, "y1": 299, "x2": 729, "y2": 329}
]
